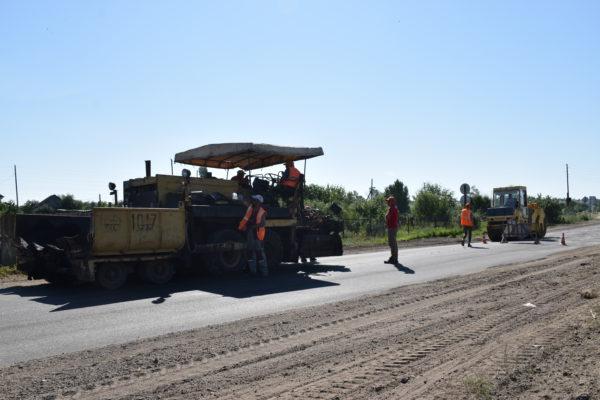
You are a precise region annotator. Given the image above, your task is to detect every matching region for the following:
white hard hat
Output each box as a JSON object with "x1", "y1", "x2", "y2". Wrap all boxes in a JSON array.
[{"x1": 251, "y1": 194, "x2": 264, "y2": 203}]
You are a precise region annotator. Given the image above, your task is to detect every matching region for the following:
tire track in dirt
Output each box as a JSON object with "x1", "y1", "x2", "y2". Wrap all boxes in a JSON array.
[
  {"x1": 20, "y1": 249, "x2": 600, "y2": 400},
  {"x1": 264, "y1": 259, "x2": 596, "y2": 400}
]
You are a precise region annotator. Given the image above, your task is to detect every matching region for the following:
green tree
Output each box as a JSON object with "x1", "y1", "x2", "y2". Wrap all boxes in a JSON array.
[
  {"x1": 0, "y1": 200, "x2": 18, "y2": 215},
  {"x1": 413, "y1": 183, "x2": 457, "y2": 226},
  {"x1": 60, "y1": 194, "x2": 85, "y2": 210},
  {"x1": 355, "y1": 194, "x2": 386, "y2": 235},
  {"x1": 384, "y1": 180, "x2": 410, "y2": 214},
  {"x1": 19, "y1": 200, "x2": 40, "y2": 213},
  {"x1": 470, "y1": 194, "x2": 491, "y2": 213},
  {"x1": 533, "y1": 195, "x2": 562, "y2": 224}
]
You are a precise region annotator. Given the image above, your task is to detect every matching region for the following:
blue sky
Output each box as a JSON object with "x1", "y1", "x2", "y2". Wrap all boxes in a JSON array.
[{"x1": 1, "y1": 1, "x2": 598, "y2": 203}]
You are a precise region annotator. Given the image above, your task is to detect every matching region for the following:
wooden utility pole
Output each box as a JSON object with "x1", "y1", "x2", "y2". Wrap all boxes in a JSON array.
[
  {"x1": 566, "y1": 163, "x2": 571, "y2": 205},
  {"x1": 14, "y1": 165, "x2": 19, "y2": 208}
]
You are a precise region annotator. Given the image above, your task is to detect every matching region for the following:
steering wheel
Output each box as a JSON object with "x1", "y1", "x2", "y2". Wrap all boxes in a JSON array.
[{"x1": 263, "y1": 172, "x2": 282, "y2": 185}]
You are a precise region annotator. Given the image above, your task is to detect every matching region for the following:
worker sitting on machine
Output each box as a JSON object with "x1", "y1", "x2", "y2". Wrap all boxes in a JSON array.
[
  {"x1": 278, "y1": 161, "x2": 301, "y2": 199},
  {"x1": 238, "y1": 195, "x2": 268, "y2": 277},
  {"x1": 231, "y1": 169, "x2": 251, "y2": 189}
]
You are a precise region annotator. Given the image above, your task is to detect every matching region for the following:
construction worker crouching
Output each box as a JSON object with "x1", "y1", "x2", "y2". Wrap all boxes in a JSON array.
[
  {"x1": 460, "y1": 202, "x2": 474, "y2": 247},
  {"x1": 238, "y1": 194, "x2": 269, "y2": 277}
]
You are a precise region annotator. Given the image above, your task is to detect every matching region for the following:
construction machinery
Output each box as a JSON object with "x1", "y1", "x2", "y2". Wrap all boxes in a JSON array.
[
  {"x1": 0, "y1": 143, "x2": 344, "y2": 289},
  {"x1": 486, "y1": 186, "x2": 546, "y2": 242}
]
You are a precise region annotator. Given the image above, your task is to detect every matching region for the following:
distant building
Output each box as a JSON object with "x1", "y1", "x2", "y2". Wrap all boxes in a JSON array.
[{"x1": 34, "y1": 195, "x2": 62, "y2": 212}]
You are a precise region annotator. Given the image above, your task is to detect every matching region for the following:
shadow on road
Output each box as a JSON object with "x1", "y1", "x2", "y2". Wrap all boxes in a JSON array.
[
  {"x1": 0, "y1": 263, "x2": 349, "y2": 312},
  {"x1": 393, "y1": 263, "x2": 415, "y2": 274}
]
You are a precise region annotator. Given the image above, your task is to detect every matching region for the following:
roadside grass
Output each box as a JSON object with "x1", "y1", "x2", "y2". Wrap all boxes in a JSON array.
[
  {"x1": 560, "y1": 212, "x2": 595, "y2": 224},
  {"x1": 0, "y1": 264, "x2": 23, "y2": 279},
  {"x1": 343, "y1": 222, "x2": 487, "y2": 248},
  {"x1": 463, "y1": 375, "x2": 494, "y2": 400}
]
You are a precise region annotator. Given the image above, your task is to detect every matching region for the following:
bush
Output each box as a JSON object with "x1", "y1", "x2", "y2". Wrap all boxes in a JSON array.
[
  {"x1": 533, "y1": 195, "x2": 562, "y2": 224},
  {"x1": 413, "y1": 183, "x2": 457, "y2": 226}
]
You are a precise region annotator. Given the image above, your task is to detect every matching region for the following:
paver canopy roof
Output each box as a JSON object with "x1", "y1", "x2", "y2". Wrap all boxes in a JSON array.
[{"x1": 174, "y1": 143, "x2": 324, "y2": 170}]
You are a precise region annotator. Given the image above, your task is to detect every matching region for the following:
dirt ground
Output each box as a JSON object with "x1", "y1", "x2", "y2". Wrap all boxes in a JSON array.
[{"x1": 1, "y1": 247, "x2": 599, "y2": 400}]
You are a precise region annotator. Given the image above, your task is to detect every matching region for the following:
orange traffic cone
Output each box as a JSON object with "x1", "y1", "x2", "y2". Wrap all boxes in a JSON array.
[
  {"x1": 561, "y1": 233, "x2": 566, "y2": 246},
  {"x1": 482, "y1": 232, "x2": 488, "y2": 244}
]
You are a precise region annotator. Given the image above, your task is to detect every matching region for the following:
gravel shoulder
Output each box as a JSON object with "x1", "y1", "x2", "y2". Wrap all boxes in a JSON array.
[{"x1": 1, "y1": 246, "x2": 599, "y2": 400}]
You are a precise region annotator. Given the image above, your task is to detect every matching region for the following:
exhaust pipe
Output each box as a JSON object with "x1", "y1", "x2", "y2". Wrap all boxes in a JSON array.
[{"x1": 145, "y1": 160, "x2": 151, "y2": 178}]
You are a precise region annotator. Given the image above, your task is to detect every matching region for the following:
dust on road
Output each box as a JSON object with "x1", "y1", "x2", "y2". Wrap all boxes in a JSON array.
[{"x1": 1, "y1": 247, "x2": 599, "y2": 400}]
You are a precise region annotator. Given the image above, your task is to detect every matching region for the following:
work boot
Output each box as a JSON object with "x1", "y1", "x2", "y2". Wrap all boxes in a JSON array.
[
  {"x1": 384, "y1": 257, "x2": 394, "y2": 264},
  {"x1": 461, "y1": 240, "x2": 465, "y2": 246},
  {"x1": 468, "y1": 243, "x2": 472, "y2": 248}
]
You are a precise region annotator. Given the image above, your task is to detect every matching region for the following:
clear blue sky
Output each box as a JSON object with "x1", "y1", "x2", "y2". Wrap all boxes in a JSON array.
[{"x1": 1, "y1": 1, "x2": 598, "y2": 203}]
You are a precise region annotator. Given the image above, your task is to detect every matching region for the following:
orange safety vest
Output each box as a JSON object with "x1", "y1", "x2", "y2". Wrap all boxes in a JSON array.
[
  {"x1": 281, "y1": 166, "x2": 301, "y2": 188},
  {"x1": 238, "y1": 205, "x2": 267, "y2": 241},
  {"x1": 460, "y1": 208, "x2": 473, "y2": 228}
]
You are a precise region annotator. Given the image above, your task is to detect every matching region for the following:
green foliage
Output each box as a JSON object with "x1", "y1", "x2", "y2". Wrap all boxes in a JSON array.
[
  {"x1": 355, "y1": 194, "x2": 387, "y2": 235},
  {"x1": 532, "y1": 195, "x2": 562, "y2": 224},
  {"x1": 0, "y1": 265, "x2": 22, "y2": 279},
  {"x1": 0, "y1": 200, "x2": 18, "y2": 215},
  {"x1": 413, "y1": 183, "x2": 457, "y2": 226},
  {"x1": 463, "y1": 376, "x2": 493, "y2": 400},
  {"x1": 470, "y1": 194, "x2": 491, "y2": 213},
  {"x1": 383, "y1": 180, "x2": 410, "y2": 214},
  {"x1": 60, "y1": 194, "x2": 85, "y2": 210}
]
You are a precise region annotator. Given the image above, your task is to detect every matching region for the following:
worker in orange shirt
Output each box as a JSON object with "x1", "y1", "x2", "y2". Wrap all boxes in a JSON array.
[
  {"x1": 238, "y1": 195, "x2": 268, "y2": 276},
  {"x1": 460, "y1": 202, "x2": 474, "y2": 247},
  {"x1": 278, "y1": 161, "x2": 301, "y2": 199}
]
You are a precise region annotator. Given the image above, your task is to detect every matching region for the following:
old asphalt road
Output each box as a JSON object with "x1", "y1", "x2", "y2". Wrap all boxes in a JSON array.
[{"x1": 1, "y1": 223, "x2": 599, "y2": 366}]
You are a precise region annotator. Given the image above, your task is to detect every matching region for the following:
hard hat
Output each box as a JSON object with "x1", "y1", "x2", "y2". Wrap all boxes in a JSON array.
[{"x1": 251, "y1": 194, "x2": 264, "y2": 203}]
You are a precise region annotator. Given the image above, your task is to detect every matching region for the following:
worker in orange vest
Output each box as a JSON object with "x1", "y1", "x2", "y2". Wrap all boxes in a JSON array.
[
  {"x1": 280, "y1": 160, "x2": 301, "y2": 188},
  {"x1": 278, "y1": 160, "x2": 302, "y2": 199},
  {"x1": 460, "y1": 202, "x2": 474, "y2": 247},
  {"x1": 238, "y1": 194, "x2": 268, "y2": 276}
]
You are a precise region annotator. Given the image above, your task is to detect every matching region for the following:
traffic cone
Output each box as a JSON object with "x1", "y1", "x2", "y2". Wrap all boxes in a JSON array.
[
  {"x1": 482, "y1": 232, "x2": 488, "y2": 244},
  {"x1": 561, "y1": 233, "x2": 566, "y2": 246}
]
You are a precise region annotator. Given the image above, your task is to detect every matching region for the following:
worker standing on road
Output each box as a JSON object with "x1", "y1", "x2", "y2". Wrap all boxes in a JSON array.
[
  {"x1": 461, "y1": 202, "x2": 474, "y2": 247},
  {"x1": 384, "y1": 196, "x2": 399, "y2": 265},
  {"x1": 238, "y1": 195, "x2": 269, "y2": 277}
]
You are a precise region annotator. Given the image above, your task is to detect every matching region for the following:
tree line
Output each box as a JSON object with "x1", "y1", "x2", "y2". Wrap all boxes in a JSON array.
[{"x1": 0, "y1": 183, "x2": 593, "y2": 235}]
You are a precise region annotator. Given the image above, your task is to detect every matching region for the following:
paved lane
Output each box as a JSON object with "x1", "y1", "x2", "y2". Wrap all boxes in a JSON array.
[{"x1": 1, "y1": 224, "x2": 599, "y2": 366}]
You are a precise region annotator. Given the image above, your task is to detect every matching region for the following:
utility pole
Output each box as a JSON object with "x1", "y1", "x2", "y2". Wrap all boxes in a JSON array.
[
  {"x1": 566, "y1": 163, "x2": 571, "y2": 206},
  {"x1": 170, "y1": 159, "x2": 174, "y2": 175},
  {"x1": 14, "y1": 165, "x2": 19, "y2": 208},
  {"x1": 98, "y1": 194, "x2": 102, "y2": 204},
  {"x1": 368, "y1": 179, "x2": 375, "y2": 199}
]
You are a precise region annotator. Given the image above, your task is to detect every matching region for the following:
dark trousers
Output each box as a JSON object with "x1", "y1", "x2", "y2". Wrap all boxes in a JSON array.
[
  {"x1": 246, "y1": 230, "x2": 268, "y2": 275},
  {"x1": 462, "y1": 227, "x2": 472, "y2": 244},
  {"x1": 387, "y1": 228, "x2": 398, "y2": 260}
]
